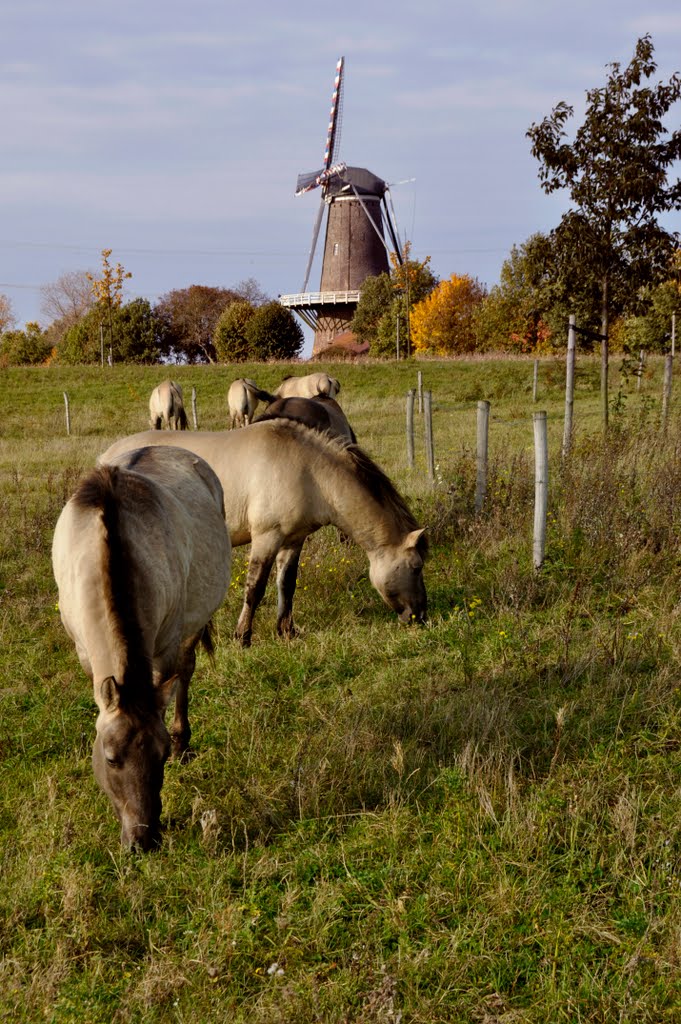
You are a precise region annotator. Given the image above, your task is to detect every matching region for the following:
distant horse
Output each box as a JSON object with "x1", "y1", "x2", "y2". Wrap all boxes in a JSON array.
[
  {"x1": 275, "y1": 372, "x2": 341, "y2": 400},
  {"x1": 149, "y1": 380, "x2": 188, "y2": 430},
  {"x1": 100, "y1": 421, "x2": 427, "y2": 647},
  {"x1": 52, "y1": 446, "x2": 231, "y2": 849},
  {"x1": 255, "y1": 395, "x2": 356, "y2": 443},
  {"x1": 228, "y1": 378, "x2": 276, "y2": 428}
]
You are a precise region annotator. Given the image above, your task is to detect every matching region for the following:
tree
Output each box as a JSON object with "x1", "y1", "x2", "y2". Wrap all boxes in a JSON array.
[
  {"x1": 351, "y1": 273, "x2": 394, "y2": 348},
  {"x1": 86, "y1": 249, "x2": 132, "y2": 363},
  {"x1": 57, "y1": 299, "x2": 161, "y2": 365},
  {"x1": 350, "y1": 242, "x2": 437, "y2": 357},
  {"x1": 245, "y1": 302, "x2": 303, "y2": 361},
  {"x1": 411, "y1": 274, "x2": 486, "y2": 355},
  {"x1": 473, "y1": 233, "x2": 577, "y2": 353},
  {"x1": 527, "y1": 34, "x2": 681, "y2": 426},
  {"x1": 0, "y1": 293, "x2": 16, "y2": 334},
  {"x1": 155, "y1": 285, "x2": 239, "y2": 363},
  {"x1": 623, "y1": 251, "x2": 681, "y2": 352},
  {"x1": 214, "y1": 300, "x2": 256, "y2": 362},
  {"x1": 40, "y1": 271, "x2": 95, "y2": 330},
  {"x1": 0, "y1": 322, "x2": 51, "y2": 366},
  {"x1": 234, "y1": 278, "x2": 270, "y2": 307}
]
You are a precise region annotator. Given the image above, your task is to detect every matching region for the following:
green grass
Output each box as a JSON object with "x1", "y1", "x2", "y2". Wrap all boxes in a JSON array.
[{"x1": 1, "y1": 355, "x2": 680, "y2": 1022}]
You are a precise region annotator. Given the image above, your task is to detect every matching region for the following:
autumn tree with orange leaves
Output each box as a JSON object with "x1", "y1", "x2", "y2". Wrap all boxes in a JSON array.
[
  {"x1": 411, "y1": 273, "x2": 486, "y2": 355},
  {"x1": 351, "y1": 242, "x2": 437, "y2": 357},
  {"x1": 86, "y1": 249, "x2": 132, "y2": 363}
]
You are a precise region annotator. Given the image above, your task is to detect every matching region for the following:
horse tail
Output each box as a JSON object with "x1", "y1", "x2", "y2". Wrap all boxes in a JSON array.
[
  {"x1": 74, "y1": 466, "x2": 154, "y2": 699},
  {"x1": 178, "y1": 405, "x2": 189, "y2": 430},
  {"x1": 254, "y1": 386, "x2": 276, "y2": 404},
  {"x1": 200, "y1": 621, "x2": 215, "y2": 659}
]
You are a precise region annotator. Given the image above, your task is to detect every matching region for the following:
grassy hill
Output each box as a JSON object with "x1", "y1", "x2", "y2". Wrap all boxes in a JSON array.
[{"x1": 0, "y1": 355, "x2": 679, "y2": 1023}]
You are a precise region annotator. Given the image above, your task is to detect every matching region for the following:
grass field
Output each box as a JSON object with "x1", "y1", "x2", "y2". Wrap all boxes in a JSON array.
[{"x1": 1, "y1": 355, "x2": 680, "y2": 1023}]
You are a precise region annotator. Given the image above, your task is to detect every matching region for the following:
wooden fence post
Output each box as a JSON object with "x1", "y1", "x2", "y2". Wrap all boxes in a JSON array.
[
  {"x1": 533, "y1": 359, "x2": 539, "y2": 403},
  {"x1": 562, "y1": 314, "x2": 576, "y2": 459},
  {"x1": 417, "y1": 371, "x2": 423, "y2": 414},
  {"x1": 475, "y1": 400, "x2": 490, "y2": 513},
  {"x1": 637, "y1": 349, "x2": 644, "y2": 391},
  {"x1": 423, "y1": 390, "x2": 434, "y2": 484},
  {"x1": 672, "y1": 312, "x2": 676, "y2": 358},
  {"x1": 533, "y1": 411, "x2": 548, "y2": 570},
  {"x1": 191, "y1": 387, "x2": 198, "y2": 430},
  {"x1": 661, "y1": 354, "x2": 673, "y2": 433},
  {"x1": 63, "y1": 392, "x2": 71, "y2": 436},
  {"x1": 406, "y1": 389, "x2": 415, "y2": 468}
]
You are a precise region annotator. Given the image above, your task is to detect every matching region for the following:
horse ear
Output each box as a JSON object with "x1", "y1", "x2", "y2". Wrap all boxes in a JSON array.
[
  {"x1": 156, "y1": 674, "x2": 179, "y2": 712},
  {"x1": 404, "y1": 528, "x2": 426, "y2": 549},
  {"x1": 100, "y1": 676, "x2": 121, "y2": 711}
]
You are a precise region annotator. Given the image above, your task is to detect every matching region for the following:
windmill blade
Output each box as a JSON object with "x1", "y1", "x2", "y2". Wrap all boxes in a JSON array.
[
  {"x1": 301, "y1": 197, "x2": 325, "y2": 292},
  {"x1": 383, "y1": 188, "x2": 404, "y2": 261},
  {"x1": 323, "y1": 57, "x2": 345, "y2": 171}
]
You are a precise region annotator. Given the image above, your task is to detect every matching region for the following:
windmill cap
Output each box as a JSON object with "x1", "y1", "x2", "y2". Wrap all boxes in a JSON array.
[{"x1": 295, "y1": 166, "x2": 387, "y2": 198}]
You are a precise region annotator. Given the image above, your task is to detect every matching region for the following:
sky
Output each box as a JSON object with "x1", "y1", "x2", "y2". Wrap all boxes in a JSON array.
[{"x1": 2, "y1": 0, "x2": 681, "y2": 358}]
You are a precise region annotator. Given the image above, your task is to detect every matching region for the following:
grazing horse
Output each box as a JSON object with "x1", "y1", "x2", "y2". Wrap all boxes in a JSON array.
[
  {"x1": 52, "y1": 446, "x2": 231, "y2": 849},
  {"x1": 255, "y1": 395, "x2": 356, "y2": 443},
  {"x1": 227, "y1": 378, "x2": 276, "y2": 428},
  {"x1": 149, "y1": 380, "x2": 188, "y2": 430},
  {"x1": 275, "y1": 372, "x2": 341, "y2": 400},
  {"x1": 100, "y1": 421, "x2": 427, "y2": 647}
]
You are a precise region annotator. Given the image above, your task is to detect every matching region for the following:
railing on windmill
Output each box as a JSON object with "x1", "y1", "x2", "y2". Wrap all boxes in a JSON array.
[{"x1": 279, "y1": 291, "x2": 361, "y2": 308}]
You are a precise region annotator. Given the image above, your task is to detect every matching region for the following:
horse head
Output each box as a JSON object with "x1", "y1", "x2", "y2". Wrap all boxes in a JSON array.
[
  {"x1": 368, "y1": 528, "x2": 428, "y2": 625},
  {"x1": 92, "y1": 674, "x2": 177, "y2": 851}
]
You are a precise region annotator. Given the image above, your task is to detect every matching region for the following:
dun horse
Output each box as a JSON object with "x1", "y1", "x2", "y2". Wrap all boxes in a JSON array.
[
  {"x1": 101, "y1": 421, "x2": 427, "y2": 647},
  {"x1": 52, "y1": 446, "x2": 231, "y2": 849},
  {"x1": 275, "y1": 372, "x2": 341, "y2": 400},
  {"x1": 227, "y1": 378, "x2": 275, "y2": 428},
  {"x1": 149, "y1": 380, "x2": 188, "y2": 430},
  {"x1": 255, "y1": 395, "x2": 356, "y2": 442}
]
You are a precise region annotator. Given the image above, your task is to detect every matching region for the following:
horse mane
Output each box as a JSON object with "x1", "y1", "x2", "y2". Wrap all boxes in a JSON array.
[
  {"x1": 342, "y1": 444, "x2": 428, "y2": 556},
  {"x1": 73, "y1": 466, "x2": 156, "y2": 709},
  {"x1": 264, "y1": 420, "x2": 428, "y2": 556}
]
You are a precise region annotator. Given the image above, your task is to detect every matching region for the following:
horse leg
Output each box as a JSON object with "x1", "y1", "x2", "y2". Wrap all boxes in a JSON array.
[
  {"x1": 234, "y1": 544, "x2": 277, "y2": 647},
  {"x1": 275, "y1": 543, "x2": 303, "y2": 638},
  {"x1": 169, "y1": 635, "x2": 199, "y2": 758}
]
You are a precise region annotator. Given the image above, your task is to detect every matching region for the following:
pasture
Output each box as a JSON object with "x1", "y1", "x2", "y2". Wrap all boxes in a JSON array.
[{"x1": 1, "y1": 355, "x2": 680, "y2": 1023}]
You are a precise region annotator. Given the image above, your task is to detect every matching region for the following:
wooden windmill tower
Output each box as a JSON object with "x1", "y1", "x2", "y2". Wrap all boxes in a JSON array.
[{"x1": 280, "y1": 57, "x2": 402, "y2": 357}]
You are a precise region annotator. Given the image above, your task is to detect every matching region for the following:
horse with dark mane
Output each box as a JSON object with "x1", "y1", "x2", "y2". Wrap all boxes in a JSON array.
[
  {"x1": 100, "y1": 421, "x2": 427, "y2": 647},
  {"x1": 254, "y1": 394, "x2": 356, "y2": 442},
  {"x1": 52, "y1": 446, "x2": 231, "y2": 849}
]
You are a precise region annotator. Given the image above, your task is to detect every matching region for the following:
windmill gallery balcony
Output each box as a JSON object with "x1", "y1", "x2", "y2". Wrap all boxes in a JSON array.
[{"x1": 278, "y1": 290, "x2": 361, "y2": 335}]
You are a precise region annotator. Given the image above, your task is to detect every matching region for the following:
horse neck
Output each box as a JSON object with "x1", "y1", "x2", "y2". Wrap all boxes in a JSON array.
[
  {"x1": 317, "y1": 454, "x2": 405, "y2": 553},
  {"x1": 95, "y1": 489, "x2": 153, "y2": 698}
]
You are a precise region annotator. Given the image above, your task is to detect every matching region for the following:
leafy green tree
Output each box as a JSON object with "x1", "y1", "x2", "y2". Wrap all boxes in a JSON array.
[
  {"x1": 214, "y1": 300, "x2": 256, "y2": 362},
  {"x1": 351, "y1": 243, "x2": 437, "y2": 357},
  {"x1": 57, "y1": 299, "x2": 161, "y2": 364},
  {"x1": 154, "y1": 285, "x2": 239, "y2": 363},
  {"x1": 527, "y1": 34, "x2": 681, "y2": 425},
  {"x1": 351, "y1": 273, "x2": 394, "y2": 350},
  {"x1": 245, "y1": 302, "x2": 303, "y2": 361},
  {"x1": 624, "y1": 278, "x2": 680, "y2": 353},
  {"x1": 473, "y1": 233, "x2": 592, "y2": 353},
  {"x1": 0, "y1": 322, "x2": 51, "y2": 366}
]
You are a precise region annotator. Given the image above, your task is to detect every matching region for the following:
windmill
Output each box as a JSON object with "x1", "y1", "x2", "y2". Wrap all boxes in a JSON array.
[{"x1": 279, "y1": 57, "x2": 403, "y2": 357}]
